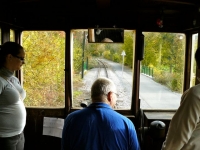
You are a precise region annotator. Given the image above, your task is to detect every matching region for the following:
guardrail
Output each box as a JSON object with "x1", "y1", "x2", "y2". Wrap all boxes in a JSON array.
[{"x1": 141, "y1": 66, "x2": 153, "y2": 77}]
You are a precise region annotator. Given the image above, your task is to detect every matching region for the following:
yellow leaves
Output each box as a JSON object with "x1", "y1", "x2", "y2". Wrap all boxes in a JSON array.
[{"x1": 22, "y1": 31, "x2": 65, "y2": 107}]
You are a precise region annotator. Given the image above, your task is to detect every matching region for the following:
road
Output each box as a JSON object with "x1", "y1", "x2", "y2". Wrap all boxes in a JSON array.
[{"x1": 83, "y1": 58, "x2": 181, "y2": 109}]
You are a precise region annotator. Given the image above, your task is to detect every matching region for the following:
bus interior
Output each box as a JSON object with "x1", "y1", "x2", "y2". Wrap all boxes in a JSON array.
[{"x1": 0, "y1": 0, "x2": 200, "y2": 150}]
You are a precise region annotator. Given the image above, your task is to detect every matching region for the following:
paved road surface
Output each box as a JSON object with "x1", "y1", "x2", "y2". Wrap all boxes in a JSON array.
[{"x1": 83, "y1": 58, "x2": 181, "y2": 109}]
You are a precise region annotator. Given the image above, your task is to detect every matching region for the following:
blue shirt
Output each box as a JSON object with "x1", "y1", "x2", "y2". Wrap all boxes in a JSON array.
[{"x1": 61, "y1": 102, "x2": 140, "y2": 150}]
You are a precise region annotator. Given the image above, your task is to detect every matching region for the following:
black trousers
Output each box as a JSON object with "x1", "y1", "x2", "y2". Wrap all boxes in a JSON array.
[{"x1": 0, "y1": 132, "x2": 25, "y2": 150}]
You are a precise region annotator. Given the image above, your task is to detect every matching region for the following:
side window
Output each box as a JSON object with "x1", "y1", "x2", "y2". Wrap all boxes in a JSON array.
[
  {"x1": 140, "y1": 32, "x2": 186, "y2": 109},
  {"x1": 21, "y1": 31, "x2": 65, "y2": 107},
  {"x1": 71, "y1": 29, "x2": 136, "y2": 110},
  {"x1": 190, "y1": 33, "x2": 198, "y2": 87},
  {"x1": 10, "y1": 29, "x2": 15, "y2": 42}
]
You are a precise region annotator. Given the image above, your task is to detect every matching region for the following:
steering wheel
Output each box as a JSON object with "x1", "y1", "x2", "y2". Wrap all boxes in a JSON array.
[{"x1": 136, "y1": 108, "x2": 145, "y2": 150}]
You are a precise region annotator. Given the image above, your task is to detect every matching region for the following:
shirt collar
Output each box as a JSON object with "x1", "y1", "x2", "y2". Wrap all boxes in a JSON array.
[{"x1": 88, "y1": 102, "x2": 112, "y2": 109}]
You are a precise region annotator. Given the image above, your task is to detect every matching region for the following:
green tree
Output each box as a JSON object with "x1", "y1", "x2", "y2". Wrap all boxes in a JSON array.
[
  {"x1": 22, "y1": 31, "x2": 65, "y2": 107},
  {"x1": 143, "y1": 32, "x2": 185, "y2": 92},
  {"x1": 121, "y1": 30, "x2": 134, "y2": 68}
]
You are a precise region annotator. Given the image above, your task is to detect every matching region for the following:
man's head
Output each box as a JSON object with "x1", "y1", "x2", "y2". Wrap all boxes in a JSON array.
[
  {"x1": 101, "y1": 38, "x2": 113, "y2": 43},
  {"x1": 91, "y1": 77, "x2": 118, "y2": 108},
  {"x1": 195, "y1": 47, "x2": 200, "y2": 69}
]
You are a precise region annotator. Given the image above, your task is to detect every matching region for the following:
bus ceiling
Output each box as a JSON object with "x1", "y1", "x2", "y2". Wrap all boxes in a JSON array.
[{"x1": 0, "y1": 0, "x2": 199, "y2": 31}]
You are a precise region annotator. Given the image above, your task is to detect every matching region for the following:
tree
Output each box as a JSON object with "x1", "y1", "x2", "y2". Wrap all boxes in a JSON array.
[
  {"x1": 121, "y1": 30, "x2": 134, "y2": 68},
  {"x1": 22, "y1": 31, "x2": 65, "y2": 107}
]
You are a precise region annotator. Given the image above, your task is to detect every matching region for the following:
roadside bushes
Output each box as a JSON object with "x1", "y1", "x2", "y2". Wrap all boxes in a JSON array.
[{"x1": 153, "y1": 67, "x2": 183, "y2": 93}]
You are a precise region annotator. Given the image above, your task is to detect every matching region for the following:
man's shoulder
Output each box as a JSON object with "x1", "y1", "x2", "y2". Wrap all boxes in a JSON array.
[
  {"x1": 111, "y1": 110, "x2": 134, "y2": 124},
  {"x1": 187, "y1": 84, "x2": 200, "y2": 95},
  {"x1": 181, "y1": 84, "x2": 200, "y2": 104},
  {"x1": 68, "y1": 108, "x2": 86, "y2": 115},
  {"x1": 65, "y1": 108, "x2": 90, "y2": 119}
]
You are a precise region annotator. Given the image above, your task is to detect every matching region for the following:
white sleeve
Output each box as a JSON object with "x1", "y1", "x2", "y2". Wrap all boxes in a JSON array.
[{"x1": 162, "y1": 88, "x2": 200, "y2": 150}]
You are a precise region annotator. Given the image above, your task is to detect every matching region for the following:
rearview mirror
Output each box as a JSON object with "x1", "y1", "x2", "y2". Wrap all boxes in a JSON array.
[{"x1": 88, "y1": 28, "x2": 124, "y2": 43}]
